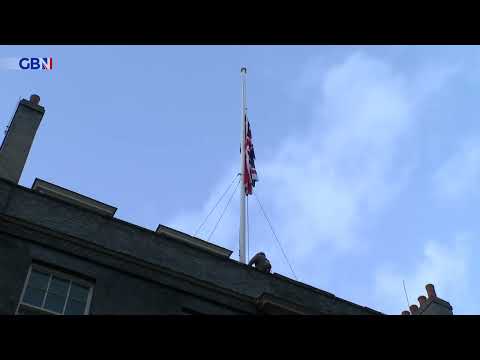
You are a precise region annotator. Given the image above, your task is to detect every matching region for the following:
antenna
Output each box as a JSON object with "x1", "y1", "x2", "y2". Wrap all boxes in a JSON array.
[{"x1": 402, "y1": 280, "x2": 410, "y2": 308}]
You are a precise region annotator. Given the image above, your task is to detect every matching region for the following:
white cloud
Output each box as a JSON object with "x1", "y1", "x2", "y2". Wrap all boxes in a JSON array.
[
  {"x1": 260, "y1": 52, "x2": 415, "y2": 259},
  {"x1": 165, "y1": 51, "x2": 461, "y2": 299},
  {"x1": 433, "y1": 137, "x2": 480, "y2": 202},
  {"x1": 374, "y1": 233, "x2": 472, "y2": 314}
]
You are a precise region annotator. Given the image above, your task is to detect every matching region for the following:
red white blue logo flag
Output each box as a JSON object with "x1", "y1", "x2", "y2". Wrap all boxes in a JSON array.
[{"x1": 244, "y1": 114, "x2": 258, "y2": 195}]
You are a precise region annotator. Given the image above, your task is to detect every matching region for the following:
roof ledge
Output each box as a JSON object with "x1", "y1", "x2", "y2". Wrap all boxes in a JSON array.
[
  {"x1": 156, "y1": 224, "x2": 233, "y2": 259},
  {"x1": 31, "y1": 178, "x2": 117, "y2": 217}
]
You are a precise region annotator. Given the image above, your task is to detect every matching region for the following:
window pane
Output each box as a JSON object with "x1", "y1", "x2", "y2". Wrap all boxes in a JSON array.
[
  {"x1": 69, "y1": 283, "x2": 89, "y2": 302},
  {"x1": 22, "y1": 287, "x2": 46, "y2": 307},
  {"x1": 28, "y1": 270, "x2": 50, "y2": 290},
  {"x1": 48, "y1": 276, "x2": 69, "y2": 296},
  {"x1": 44, "y1": 292, "x2": 67, "y2": 313},
  {"x1": 64, "y1": 299, "x2": 86, "y2": 315}
]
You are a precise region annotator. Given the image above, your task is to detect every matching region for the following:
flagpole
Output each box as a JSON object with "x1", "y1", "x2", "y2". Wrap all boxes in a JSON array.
[{"x1": 239, "y1": 67, "x2": 247, "y2": 264}]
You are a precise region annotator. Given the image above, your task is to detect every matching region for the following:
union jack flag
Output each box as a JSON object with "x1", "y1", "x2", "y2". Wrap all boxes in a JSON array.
[{"x1": 243, "y1": 114, "x2": 258, "y2": 195}]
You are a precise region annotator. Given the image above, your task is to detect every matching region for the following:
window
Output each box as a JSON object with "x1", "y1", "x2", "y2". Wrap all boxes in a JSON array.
[{"x1": 16, "y1": 264, "x2": 93, "y2": 315}]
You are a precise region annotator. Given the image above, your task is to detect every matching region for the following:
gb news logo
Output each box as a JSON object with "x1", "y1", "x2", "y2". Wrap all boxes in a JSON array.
[
  {"x1": 0, "y1": 57, "x2": 54, "y2": 71},
  {"x1": 19, "y1": 57, "x2": 53, "y2": 70}
]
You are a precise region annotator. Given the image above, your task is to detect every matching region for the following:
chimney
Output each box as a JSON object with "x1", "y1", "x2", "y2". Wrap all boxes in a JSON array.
[
  {"x1": 416, "y1": 283, "x2": 453, "y2": 315},
  {"x1": 426, "y1": 283, "x2": 436, "y2": 299},
  {"x1": 418, "y1": 295, "x2": 427, "y2": 307},
  {"x1": 0, "y1": 95, "x2": 45, "y2": 183}
]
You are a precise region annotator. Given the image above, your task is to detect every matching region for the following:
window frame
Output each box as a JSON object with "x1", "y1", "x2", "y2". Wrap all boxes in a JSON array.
[{"x1": 16, "y1": 263, "x2": 94, "y2": 315}]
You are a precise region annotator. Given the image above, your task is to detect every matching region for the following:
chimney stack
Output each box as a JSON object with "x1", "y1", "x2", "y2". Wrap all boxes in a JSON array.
[
  {"x1": 426, "y1": 284, "x2": 436, "y2": 299},
  {"x1": 29, "y1": 94, "x2": 40, "y2": 105},
  {"x1": 409, "y1": 283, "x2": 453, "y2": 315},
  {"x1": 0, "y1": 95, "x2": 45, "y2": 184},
  {"x1": 409, "y1": 304, "x2": 419, "y2": 315}
]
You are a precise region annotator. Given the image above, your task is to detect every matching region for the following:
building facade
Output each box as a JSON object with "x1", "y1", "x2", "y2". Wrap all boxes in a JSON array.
[{"x1": 0, "y1": 96, "x2": 453, "y2": 315}]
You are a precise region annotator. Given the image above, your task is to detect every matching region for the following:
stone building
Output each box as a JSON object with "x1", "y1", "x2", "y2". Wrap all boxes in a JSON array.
[{"x1": 0, "y1": 95, "x2": 453, "y2": 315}]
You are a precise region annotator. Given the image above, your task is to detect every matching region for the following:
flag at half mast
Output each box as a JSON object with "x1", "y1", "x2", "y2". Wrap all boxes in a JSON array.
[{"x1": 243, "y1": 114, "x2": 258, "y2": 195}]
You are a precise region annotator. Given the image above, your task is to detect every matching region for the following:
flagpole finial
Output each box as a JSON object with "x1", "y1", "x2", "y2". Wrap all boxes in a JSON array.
[{"x1": 241, "y1": 67, "x2": 247, "y2": 73}]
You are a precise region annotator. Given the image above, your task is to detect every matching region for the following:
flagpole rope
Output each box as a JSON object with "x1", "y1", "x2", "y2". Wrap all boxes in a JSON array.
[
  {"x1": 194, "y1": 173, "x2": 240, "y2": 237},
  {"x1": 253, "y1": 192, "x2": 298, "y2": 281},
  {"x1": 208, "y1": 179, "x2": 241, "y2": 241}
]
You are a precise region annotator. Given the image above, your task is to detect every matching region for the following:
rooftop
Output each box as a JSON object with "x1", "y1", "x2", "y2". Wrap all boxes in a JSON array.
[{"x1": 0, "y1": 175, "x2": 382, "y2": 315}]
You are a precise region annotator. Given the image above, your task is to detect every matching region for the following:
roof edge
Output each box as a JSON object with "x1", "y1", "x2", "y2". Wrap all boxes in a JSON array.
[
  {"x1": 31, "y1": 178, "x2": 117, "y2": 217},
  {"x1": 156, "y1": 224, "x2": 233, "y2": 259}
]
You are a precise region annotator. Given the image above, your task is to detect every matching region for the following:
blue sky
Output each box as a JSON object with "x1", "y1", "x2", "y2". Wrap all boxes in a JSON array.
[{"x1": 0, "y1": 45, "x2": 478, "y2": 314}]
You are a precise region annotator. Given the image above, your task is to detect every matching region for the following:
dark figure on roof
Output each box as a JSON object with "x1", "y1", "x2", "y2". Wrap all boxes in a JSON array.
[{"x1": 248, "y1": 252, "x2": 272, "y2": 273}]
